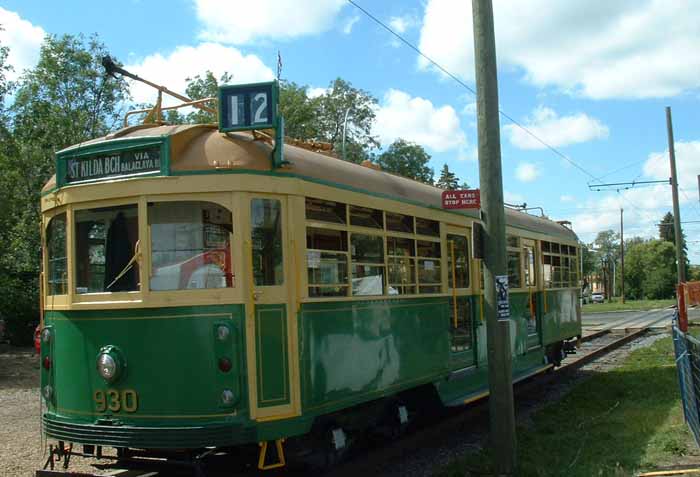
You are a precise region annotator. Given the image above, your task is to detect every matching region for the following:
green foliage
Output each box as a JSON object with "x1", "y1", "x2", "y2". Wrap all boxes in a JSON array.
[
  {"x1": 376, "y1": 139, "x2": 434, "y2": 184},
  {"x1": 279, "y1": 80, "x2": 320, "y2": 141},
  {"x1": 625, "y1": 239, "x2": 677, "y2": 299},
  {"x1": 0, "y1": 34, "x2": 128, "y2": 344},
  {"x1": 437, "y1": 335, "x2": 693, "y2": 477},
  {"x1": 315, "y1": 78, "x2": 379, "y2": 163},
  {"x1": 658, "y1": 211, "x2": 689, "y2": 277},
  {"x1": 435, "y1": 164, "x2": 459, "y2": 190}
]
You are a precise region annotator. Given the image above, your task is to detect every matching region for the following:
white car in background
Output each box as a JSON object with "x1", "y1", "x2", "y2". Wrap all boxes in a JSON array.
[{"x1": 591, "y1": 292, "x2": 605, "y2": 304}]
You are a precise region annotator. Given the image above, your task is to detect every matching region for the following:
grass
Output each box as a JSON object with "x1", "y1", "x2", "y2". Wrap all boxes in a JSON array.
[
  {"x1": 436, "y1": 334, "x2": 699, "y2": 477},
  {"x1": 582, "y1": 298, "x2": 676, "y2": 313}
]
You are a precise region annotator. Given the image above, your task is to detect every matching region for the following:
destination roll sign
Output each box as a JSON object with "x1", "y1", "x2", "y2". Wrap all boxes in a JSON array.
[
  {"x1": 218, "y1": 80, "x2": 278, "y2": 132},
  {"x1": 65, "y1": 146, "x2": 161, "y2": 184}
]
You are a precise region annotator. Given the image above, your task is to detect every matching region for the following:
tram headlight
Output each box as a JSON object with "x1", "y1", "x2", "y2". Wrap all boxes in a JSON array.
[
  {"x1": 41, "y1": 328, "x2": 51, "y2": 344},
  {"x1": 42, "y1": 385, "x2": 53, "y2": 400},
  {"x1": 216, "y1": 325, "x2": 230, "y2": 341},
  {"x1": 221, "y1": 389, "x2": 234, "y2": 405},
  {"x1": 97, "y1": 354, "x2": 117, "y2": 380},
  {"x1": 96, "y1": 346, "x2": 125, "y2": 383}
]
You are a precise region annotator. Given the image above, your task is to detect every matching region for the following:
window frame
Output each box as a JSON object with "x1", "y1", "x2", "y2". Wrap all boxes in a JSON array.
[{"x1": 303, "y1": 196, "x2": 448, "y2": 300}]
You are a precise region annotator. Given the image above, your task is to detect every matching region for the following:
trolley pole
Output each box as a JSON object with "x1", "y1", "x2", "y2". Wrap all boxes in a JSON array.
[
  {"x1": 620, "y1": 208, "x2": 625, "y2": 304},
  {"x1": 666, "y1": 106, "x2": 686, "y2": 284},
  {"x1": 472, "y1": 0, "x2": 516, "y2": 475}
]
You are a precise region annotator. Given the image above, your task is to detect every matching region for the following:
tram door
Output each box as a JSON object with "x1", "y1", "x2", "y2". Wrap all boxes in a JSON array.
[
  {"x1": 446, "y1": 226, "x2": 476, "y2": 371},
  {"x1": 245, "y1": 194, "x2": 299, "y2": 421}
]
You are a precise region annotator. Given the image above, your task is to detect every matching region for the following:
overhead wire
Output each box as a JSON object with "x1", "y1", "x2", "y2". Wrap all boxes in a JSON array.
[
  {"x1": 346, "y1": 0, "x2": 602, "y2": 182},
  {"x1": 347, "y1": 0, "x2": 695, "y2": 248}
]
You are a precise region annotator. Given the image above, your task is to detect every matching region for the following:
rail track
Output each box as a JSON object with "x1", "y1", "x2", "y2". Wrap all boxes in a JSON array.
[{"x1": 36, "y1": 311, "x2": 675, "y2": 477}]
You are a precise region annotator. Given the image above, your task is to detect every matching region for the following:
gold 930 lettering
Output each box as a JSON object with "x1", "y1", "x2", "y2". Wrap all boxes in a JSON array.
[{"x1": 93, "y1": 389, "x2": 138, "y2": 413}]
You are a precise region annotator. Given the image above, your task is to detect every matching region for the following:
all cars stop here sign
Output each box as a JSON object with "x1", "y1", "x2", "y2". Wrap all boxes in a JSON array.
[{"x1": 441, "y1": 189, "x2": 481, "y2": 209}]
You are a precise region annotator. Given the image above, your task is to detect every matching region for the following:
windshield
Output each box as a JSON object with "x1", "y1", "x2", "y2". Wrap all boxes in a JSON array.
[{"x1": 75, "y1": 204, "x2": 139, "y2": 293}]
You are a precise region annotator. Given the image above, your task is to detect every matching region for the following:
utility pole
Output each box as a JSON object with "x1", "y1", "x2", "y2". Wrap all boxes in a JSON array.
[
  {"x1": 472, "y1": 0, "x2": 516, "y2": 474},
  {"x1": 666, "y1": 106, "x2": 686, "y2": 283},
  {"x1": 620, "y1": 208, "x2": 625, "y2": 304}
]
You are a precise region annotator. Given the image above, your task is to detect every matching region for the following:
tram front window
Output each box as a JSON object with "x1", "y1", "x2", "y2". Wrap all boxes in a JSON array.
[
  {"x1": 149, "y1": 201, "x2": 233, "y2": 290},
  {"x1": 46, "y1": 213, "x2": 67, "y2": 295},
  {"x1": 75, "y1": 204, "x2": 139, "y2": 293}
]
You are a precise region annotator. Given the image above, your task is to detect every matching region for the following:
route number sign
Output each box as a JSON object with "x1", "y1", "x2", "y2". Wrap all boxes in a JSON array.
[
  {"x1": 441, "y1": 189, "x2": 481, "y2": 209},
  {"x1": 218, "y1": 81, "x2": 278, "y2": 132}
]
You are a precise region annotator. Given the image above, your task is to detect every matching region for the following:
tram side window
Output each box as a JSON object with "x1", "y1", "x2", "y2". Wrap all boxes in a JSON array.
[
  {"x1": 542, "y1": 241, "x2": 577, "y2": 288},
  {"x1": 307, "y1": 228, "x2": 349, "y2": 297},
  {"x1": 75, "y1": 204, "x2": 139, "y2": 293},
  {"x1": 251, "y1": 199, "x2": 284, "y2": 286},
  {"x1": 416, "y1": 217, "x2": 440, "y2": 237},
  {"x1": 351, "y1": 233, "x2": 385, "y2": 296},
  {"x1": 46, "y1": 213, "x2": 67, "y2": 295},
  {"x1": 506, "y1": 235, "x2": 522, "y2": 288},
  {"x1": 417, "y1": 240, "x2": 441, "y2": 293},
  {"x1": 149, "y1": 201, "x2": 233, "y2": 291},
  {"x1": 386, "y1": 212, "x2": 414, "y2": 233},
  {"x1": 523, "y1": 244, "x2": 536, "y2": 287},
  {"x1": 305, "y1": 197, "x2": 346, "y2": 224},
  {"x1": 447, "y1": 234, "x2": 470, "y2": 289},
  {"x1": 387, "y1": 236, "x2": 416, "y2": 295},
  {"x1": 350, "y1": 206, "x2": 383, "y2": 228}
]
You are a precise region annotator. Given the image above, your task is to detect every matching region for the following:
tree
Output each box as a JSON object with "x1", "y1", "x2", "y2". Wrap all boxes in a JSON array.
[
  {"x1": 658, "y1": 211, "x2": 689, "y2": 277},
  {"x1": 458, "y1": 180, "x2": 470, "y2": 190},
  {"x1": 279, "y1": 81, "x2": 320, "y2": 142},
  {"x1": 436, "y1": 164, "x2": 459, "y2": 190},
  {"x1": 592, "y1": 230, "x2": 619, "y2": 299},
  {"x1": 625, "y1": 239, "x2": 677, "y2": 300},
  {"x1": 376, "y1": 139, "x2": 434, "y2": 184},
  {"x1": 0, "y1": 34, "x2": 129, "y2": 344},
  {"x1": 316, "y1": 78, "x2": 379, "y2": 163}
]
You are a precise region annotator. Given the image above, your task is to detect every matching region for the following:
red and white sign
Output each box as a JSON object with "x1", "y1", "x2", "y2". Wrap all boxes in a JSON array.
[{"x1": 441, "y1": 189, "x2": 481, "y2": 209}]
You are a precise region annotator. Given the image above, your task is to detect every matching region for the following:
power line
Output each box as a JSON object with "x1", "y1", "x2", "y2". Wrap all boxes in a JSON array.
[{"x1": 346, "y1": 0, "x2": 602, "y2": 182}]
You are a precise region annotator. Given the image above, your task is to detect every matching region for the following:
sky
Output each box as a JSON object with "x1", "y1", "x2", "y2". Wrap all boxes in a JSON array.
[{"x1": 1, "y1": 0, "x2": 700, "y2": 261}]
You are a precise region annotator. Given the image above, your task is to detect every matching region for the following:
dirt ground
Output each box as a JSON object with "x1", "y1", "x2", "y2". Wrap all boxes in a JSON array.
[{"x1": 0, "y1": 345, "x2": 108, "y2": 476}]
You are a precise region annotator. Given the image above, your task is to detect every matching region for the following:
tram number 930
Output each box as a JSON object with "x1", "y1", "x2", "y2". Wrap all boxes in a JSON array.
[{"x1": 94, "y1": 389, "x2": 138, "y2": 413}]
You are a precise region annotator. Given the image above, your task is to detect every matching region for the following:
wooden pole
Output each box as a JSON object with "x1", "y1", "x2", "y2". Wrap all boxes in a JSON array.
[
  {"x1": 471, "y1": 0, "x2": 516, "y2": 474},
  {"x1": 666, "y1": 107, "x2": 686, "y2": 283},
  {"x1": 620, "y1": 208, "x2": 625, "y2": 304}
]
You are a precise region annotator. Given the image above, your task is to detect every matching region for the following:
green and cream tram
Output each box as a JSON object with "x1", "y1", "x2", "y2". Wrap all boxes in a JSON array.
[{"x1": 39, "y1": 117, "x2": 581, "y2": 470}]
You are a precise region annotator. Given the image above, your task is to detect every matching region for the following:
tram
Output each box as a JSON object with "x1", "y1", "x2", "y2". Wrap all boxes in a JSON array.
[{"x1": 38, "y1": 77, "x2": 581, "y2": 472}]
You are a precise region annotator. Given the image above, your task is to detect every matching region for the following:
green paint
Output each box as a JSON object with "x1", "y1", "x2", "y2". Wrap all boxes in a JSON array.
[
  {"x1": 298, "y1": 297, "x2": 450, "y2": 415},
  {"x1": 254, "y1": 304, "x2": 290, "y2": 407},
  {"x1": 40, "y1": 291, "x2": 580, "y2": 450},
  {"x1": 542, "y1": 289, "x2": 581, "y2": 345}
]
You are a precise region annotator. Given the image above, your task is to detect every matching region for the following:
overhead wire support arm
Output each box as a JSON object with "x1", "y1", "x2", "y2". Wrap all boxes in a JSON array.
[
  {"x1": 588, "y1": 179, "x2": 671, "y2": 192},
  {"x1": 102, "y1": 56, "x2": 216, "y2": 115}
]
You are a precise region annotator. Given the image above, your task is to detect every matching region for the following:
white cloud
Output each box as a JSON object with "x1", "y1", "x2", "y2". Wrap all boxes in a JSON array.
[
  {"x1": 342, "y1": 15, "x2": 360, "y2": 35},
  {"x1": 560, "y1": 194, "x2": 576, "y2": 203},
  {"x1": 643, "y1": 141, "x2": 700, "y2": 192},
  {"x1": 0, "y1": 8, "x2": 45, "y2": 81},
  {"x1": 373, "y1": 89, "x2": 467, "y2": 153},
  {"x1": 568, "y1": 140, "x2": 700, "y2": 244},
  {"x1": 126, "y1": 43, "x2": 274, "y2": 106},
  {"x1": 505, "y1": 106, "x2": 609, "y2": 150},
  {"x1": 462, "y1": 101, "x2": 476, "y2": 116},
  {"x1": 418, "y1": 0, "x2": 700, "y2": 99},
  {"x1": 505, "y1": 191, "x2": 525, "y2": 205},
  {"x1": 307, "y1": 87, "x2": 327, "y2": 99},
  {"x1": 194, "y1": 0, "x2": 345, "y2": 44},
  {"x1": 389, "y1": 14, "x2": 417, "y2": 34},
  {"x1": 515, "y1": 162, "x2": 539, "y2": 183}
]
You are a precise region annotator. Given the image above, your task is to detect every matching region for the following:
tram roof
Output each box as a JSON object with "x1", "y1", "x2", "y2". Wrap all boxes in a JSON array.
[{"x1": 46, "y1": 124, "x2": 578, "y2": 243}]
